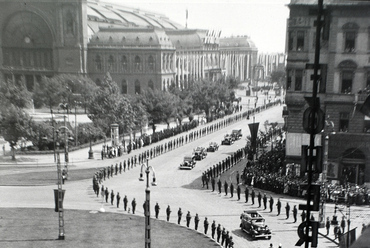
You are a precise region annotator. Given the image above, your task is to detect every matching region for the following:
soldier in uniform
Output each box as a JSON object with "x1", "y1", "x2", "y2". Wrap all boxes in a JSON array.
[
  {"x1": 217, "y1": 179, "x2": 222, "y2": 194},
  {"x1": 131, "y1": 198, "x2": 136, "y2": 214},
  {"x1": 237, "y1": 185, "x2": 241, "y2": 200},
  {"x1": 285, "y1": 202, "x2": 290, "y2": 219},
  {"x1": 269, "y1": 196, "x2": 274, "y2": 212},
  {"x1": 154, "y1": 202, "x2": 160, "y2": 219},
  {"x1": 326, "y1": 217, "x2": 331, "y2": 235},
  {"x1": 116, "y1": 192, "x2": 121, "y2": 208},
  {"x1": 301, "y1": 210, "x2": 306, "y2": 222},
  {"x1": 194, "y1": 213, "x2": 200, "y2": 230},
  {"x1": 221, "y1": 228, "x2": 226, "y2": 246},
  {"x1": 110, "y1": 190, "x2": 115, "y2": 205},
  {"x1": 293, "y1": 205, "x2": 298, "y2": 223},
  {"x1": 211, "y1": 220, "x2": 216, "y2": 239},
  {"x1": 204, "y1": 217, "x2": 209, "y2": 234},
  {"x1": 245, "y1": 187, "x2": 249, "y2": 203},
  {"x1": 224, "y1": 181, "x2": 228, "y2": 196},
  {"x1": 123, "y1": 195, "x2": 128, "y2": 211},
  {"x1": 230, "y1": 183, "x2": 234, "y2": 198},
  {"x1": 236, "y1": 171, "x2": 240, "y2": 185},
  {"x1": 166, "y1": 205, "x2": 171, "y2": 221},
  {"x1": 105, "y1": 187, "x2": 109, "y2": 203},
  {"x1": 257, "y1": 192, "x2": 262, "y2": 207},
  {"x1": 186, "y1": 211, "x2": 191, "y2": 227},
  {"x1": 216, "y1": 224, "x2": 222, "y2": 243},
  {"x1": 276, "y1": 198, "x2": 282, "y2": 216},
  {"x1": 251, "y1": 189, "x2": 255, "y2": 205},
  {"x1": 263, "y1": 193, "x2": 267, "y2": 210},
  {"x1": 211, "y1": 177, "x2": 215, "y2": 192},
  {"x1": 177, "y1": 208, "x2": 183, "y2": 224}
]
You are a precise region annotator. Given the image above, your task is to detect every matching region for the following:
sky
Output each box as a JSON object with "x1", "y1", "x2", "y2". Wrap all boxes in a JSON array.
[{"x1": 105, "y1": 0, "x2": 291, "y2": 53}]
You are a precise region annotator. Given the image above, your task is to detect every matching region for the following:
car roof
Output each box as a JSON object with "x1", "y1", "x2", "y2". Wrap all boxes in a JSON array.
[{"x1": 184, "y1": 155, "x2": 194, "y2": 159}]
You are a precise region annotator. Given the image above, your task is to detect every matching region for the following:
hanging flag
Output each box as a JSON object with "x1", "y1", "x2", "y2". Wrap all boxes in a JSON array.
[{"x1": 248, "y1": 122, "x2": 259, "y2": 153}]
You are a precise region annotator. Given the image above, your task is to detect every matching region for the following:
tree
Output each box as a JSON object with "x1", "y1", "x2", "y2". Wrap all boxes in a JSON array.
[
  {"x1": 0, "y1": 105, "x2": 32, "y2": 160},
  {"x1": 270, "y1": 70, "x2": 286, "y2": 89},
  {"x1": 33, "y1": 76, "x2": 67, "y2": 111},
  {"x1": 168, "y1": 86, "x2": 193, "y2": 125},
  {"x1": 0, "y1": 76, "x2": 32, "y2": 109}
]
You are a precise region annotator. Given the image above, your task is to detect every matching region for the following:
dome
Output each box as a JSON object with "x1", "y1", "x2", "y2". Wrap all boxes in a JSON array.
[{"x1": 219, "y1": 36, "x2": 257, "y2": 51}]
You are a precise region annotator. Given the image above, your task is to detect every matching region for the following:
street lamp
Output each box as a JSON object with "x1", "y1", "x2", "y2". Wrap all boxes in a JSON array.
[{"x1": 139, "y1": 158, "x2": 157, "y2": 248}]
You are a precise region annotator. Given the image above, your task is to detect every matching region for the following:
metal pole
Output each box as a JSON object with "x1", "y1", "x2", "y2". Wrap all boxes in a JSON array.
[
  {"x1": 347, "y1": 204, "x2": 350, "y2": 248},
  {"x1": 56, "y1": 131, "x2": 65, "y2": 240},
  {"x1": 75, "y1": 105, "x2": 78, "y2": 147},
  {"x1": 145, "y1": 164, "x2": 151, "y2": 248}
]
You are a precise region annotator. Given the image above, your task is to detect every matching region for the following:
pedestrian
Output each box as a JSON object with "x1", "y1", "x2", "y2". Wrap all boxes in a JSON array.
[
  {"x1": 110, "y1": 190, "x2": 115, "y2": 205},
  {"x1": 177, "y1": 208, "x2": 183, "y2": 224},
  {"x1": 263, "y1": 193, "x2": 267, "y2": 210},
  {"x1": 123, "y1": 195, "x2": 128, "y2": 211},
  {"x1": 230, "y1": 183, "x2": 234, "y2": 198},
  {"x1": 204, "y1": 217, "x2": 209, "y2": 234},
  {"x1": 251, "y1": 189, "x2": 255, "y2": 205},
  {"x1": 340, "y1": 216, "x2": 346, "y2": 233},
  {"x1": 245, "y1": 187, "x2": 249, "y2": 203},
  {"x1": 186, "y1": 211, "x2": 191, "y2": 227},
  {"x1": 221, "y1": 228, "x2": 226, "y2": 246},
  {"x1": 276, "y1": 198, "x2": 281, "y2": 216},
  {"x1": 211, "y1": 220, "x2": 216, "y2": 239},
  {"x1": 216, "y1": 224, "x2": 222, "y2": 243},
  {"x1": 293, "y1": 205, "x2": 298, "y2": 223},
  {"x1": 257, "y1": 192, "x2": 262, "y2": 207},
  {"x1": 301, "y1": 210, "x2": 306, "y2": 222},
  {"x1": 131, "y1": 198, "x2": 136, "y2": 214},
  {"x1": 224, "y1": 181, "x2": 228, "y2": 196},
  {"x1": 326, "y1": 217, "x2": 331, "y2": 235},
  {"x1": 194, "y1": 213, "x2": 200, "y2": 230},
  {"x1": 166, "y1": 205, "x2": 171, "y2": 221},
  {"x1": 269, "y1": 196, "x2": 274, "y2": 212},
  {"x1": 285, "y1": 202, "x2": 290, "y2": 219},
  {"x1": 116, "y1": 192, "x2": 121, "y2": 208},
  {"x1": 154, "y1": 202, "x2": 160, "y2": 219},
  {"x1": 237, "y1": 185, "x2": 241, "y2": 200}
]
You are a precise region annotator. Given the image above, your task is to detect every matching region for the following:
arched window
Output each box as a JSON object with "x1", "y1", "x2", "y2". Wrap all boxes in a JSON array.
[
  {"x1": 121, "y1": 79, "x2": 128, "y2": 94},
  {"x1": 107, "y1": 55, "x2": 115, "y2": 72},
  {"x1": 148, "y1": 80, "x2": 154, "y2": 90},
  {"x1": 134, "y1": 56, "x2": 142, "y2": 72},
  {"x1": 148, "y1": 55, "x2": 155, "y2": 71},
  {"x1": 121, "y1": 55, "x2": 128, "y2": 72},
  {"x1": 135, "y1": 80, "x2": 141, "y2": 94},
  {"x1": 95, "y1": 55, "x2": 102, "y2": 71}
]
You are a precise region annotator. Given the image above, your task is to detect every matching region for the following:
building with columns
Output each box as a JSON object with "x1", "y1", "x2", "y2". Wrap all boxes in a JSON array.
[
  {"x1": 285, "y1": 0, "x2": 370, "y2": 185},
  {"x1": 0, "y1": 0, "x2": 262, "y2": 94}
]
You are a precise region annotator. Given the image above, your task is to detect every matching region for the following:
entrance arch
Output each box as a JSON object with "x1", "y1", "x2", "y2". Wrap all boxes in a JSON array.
[{"x1": 341, "y1": 148, "x2": 365, "y2": 185}]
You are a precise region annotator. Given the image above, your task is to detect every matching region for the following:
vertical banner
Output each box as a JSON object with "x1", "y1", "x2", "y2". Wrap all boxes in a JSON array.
[{"x1": 248, "y1": 122, "x2": 259, "y2": 153}]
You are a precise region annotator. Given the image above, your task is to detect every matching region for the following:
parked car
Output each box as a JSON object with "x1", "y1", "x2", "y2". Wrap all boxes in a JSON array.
[
  {"x1": 231, "y1": 129, "x2": 242, "y2": 140},
  {"x1": 193, "y1": 147, "x2": 207, "y2": 160},
  {"x1": 207, "y1": 142, "x2": 219, "y2": 152},
  {"x1": 221, "y1": 134, "x2": 234, "y2": 145},
  {"x1": 240, "y1": 210, "x2": 271, "y2": 240},
  {"x1": 179, "y1": 155, "x2": 196, "y2": 170}
]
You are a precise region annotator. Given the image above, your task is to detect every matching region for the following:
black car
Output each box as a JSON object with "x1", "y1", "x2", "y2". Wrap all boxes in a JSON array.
[
  {"x1": 240, "y1": 210, "x2": 271, "y2": 240},
  {"x1": 193, "y1": 147, "x2": 207, "y2": 160},
  {"x1": 221, "y1": 134, "x2": 234, "y2": 145},
  {"x1": 207, "y1": 142, "x2": 219, "y2": 152},
  {"x1": 231, "y1": 129, "x2": 242, "y2": 141}
]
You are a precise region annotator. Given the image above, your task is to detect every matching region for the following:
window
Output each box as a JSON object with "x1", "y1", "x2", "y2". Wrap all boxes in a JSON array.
[
  {"x1": 344, "y1": 31, "x2": 356, "y2": 52},
  {"x1": 297, "y1": 31, "x2": 305, "y2": 51},
  {"x1": 95, "y1": 55, "x2": 102, "y2": 71},
  {"x1": 341, "y1": 71, "x2": 353, "y2": 93},
  {"x1": 148, "y1": 55, "x2": 155, "y2": 71},
  {"x1": 121, "y1": 80, "x2": 127, "y2": 94},
  {"x1": 134, "y1": 56, "x2": 142, "y2": 72},
  {"x1": 107, "y1": 55, "x2": 115, "y2": 72},
  {"x1": 287, "y1": 69, "x2": 292, "y2": 90},
  {"x1": 121, "y1": 55, "x2": 128, "y2": 72},
  {"x1": 295, "y1": 70, "x2": 303, "y2": 91},
  {"x1": 339, "y1": 112, "x2": 349, "y2": 132},
  {"x1": 148, "y1": 80, "x2": 154, "y2": 90},
  {"x1": 135, "y1": 80, "x2": 141, "y2": 94}
]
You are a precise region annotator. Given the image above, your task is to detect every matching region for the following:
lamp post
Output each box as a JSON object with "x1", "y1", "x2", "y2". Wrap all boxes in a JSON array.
[
  {"x1": 139, "y1": 158, "x2": 157, "y2": 248},
  {"x1": 55, "y1": 130, "x2": 65, "y2": 240}
]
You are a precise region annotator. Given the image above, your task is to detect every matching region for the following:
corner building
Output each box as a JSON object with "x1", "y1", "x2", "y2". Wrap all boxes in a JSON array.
[
  {"x1": 0, "y1": 0, "x2": 259, "y2": 94},
  {"x1": 285, "y1": 0, "x2": 370, "y2": 185}
]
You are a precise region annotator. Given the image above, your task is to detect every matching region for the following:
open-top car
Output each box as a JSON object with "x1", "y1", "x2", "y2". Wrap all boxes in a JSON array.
[
  {"x1": 221, "y1": 134, "x2": 234, "y2": 145},
  {"x1": 179, "y1": 155, "x2": 196, "y2": 170},
  {"x1": 240, "y1": 210, "x2": 271, "y2": 240},
  {"x1": 231, "y1": 129, "x2": 242, "y2": 140},
  {"x1": 207, "y1": 142, "x2": 219, "y2": 152},
  {"x1": 193, "y1": 147, "x2": 207, "y2": 160}
]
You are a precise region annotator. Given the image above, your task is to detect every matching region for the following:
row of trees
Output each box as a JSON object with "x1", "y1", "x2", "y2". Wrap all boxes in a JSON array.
[{"x1": 0, "y1": 72, "x2": 240, "y2": 159}]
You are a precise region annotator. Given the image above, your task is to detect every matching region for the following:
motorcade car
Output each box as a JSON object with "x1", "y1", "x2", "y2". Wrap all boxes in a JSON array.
[
  {"x1": 193, "y1": 147, "x2": 207, "y2": 160},
  {"x1": 240, "y1": 210, "x2": 271, "y2": 240},
  {"x1": 221, "y1": 134, "x2": 234, "y2": 145},
  {"x1": 231, "y1": 129, "x2": 242, "y2": 140},
  {"x1": 179, "y1": 155, "x2": 196, "y2": 170},
  {"x1": 207, "y1": 142, "x2": 219, "y2": 152}
]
